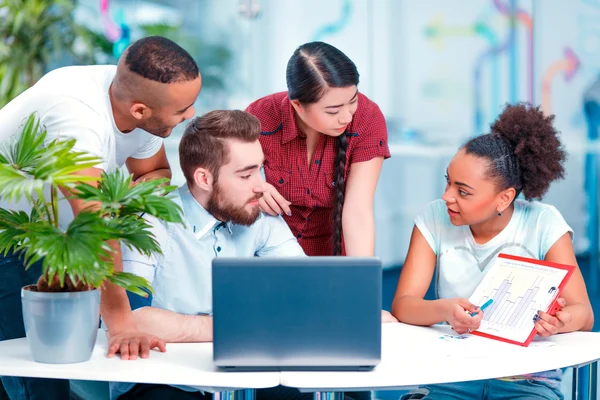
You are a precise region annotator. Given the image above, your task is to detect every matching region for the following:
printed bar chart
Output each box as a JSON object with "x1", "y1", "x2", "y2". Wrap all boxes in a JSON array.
[
  {"x1": 478, "y1": 276, "x2": 542, "y2": 329},
  {"x1": 469, "y1": 254, "x2": 572, "y2": 344}
]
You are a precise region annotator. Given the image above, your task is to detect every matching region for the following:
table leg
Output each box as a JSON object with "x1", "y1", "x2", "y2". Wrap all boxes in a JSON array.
[
  {"x1": 574, "y1": 366, "x2": 581, "y2": 400},
  {"x1": 589, "y1": 361, "x2": 598, "y2": 400},
  {"x1": 585, "y1": 149, "x2": 599, "y2": 295},
  {"x1": 574, "y1": 364, "x2": 597, "y2": 400},
  {"x1": 313, "y1": 392, "x2": 344, "y2": 400},
  {"x1": 214, "y1": 389, "x2": 255, "y2": 400}
]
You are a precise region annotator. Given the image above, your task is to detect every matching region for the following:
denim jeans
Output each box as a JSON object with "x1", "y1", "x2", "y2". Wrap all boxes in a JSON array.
[
  {"x1": 0, "y1": 251, "x2": 70, "y2": 400},
  {"x1": 400, "y1": 378, "x2": 563, "y2": 400}
]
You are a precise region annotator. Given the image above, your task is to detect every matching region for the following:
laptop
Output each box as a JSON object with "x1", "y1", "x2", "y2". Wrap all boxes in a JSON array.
[{"x1": 212, "y1": 256, "x2": 382, "y2": 371}]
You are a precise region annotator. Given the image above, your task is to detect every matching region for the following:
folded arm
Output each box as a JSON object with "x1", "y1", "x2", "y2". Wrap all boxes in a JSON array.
[{"x1": 126, "y1": 144, "x2": 171, "y2": 183}]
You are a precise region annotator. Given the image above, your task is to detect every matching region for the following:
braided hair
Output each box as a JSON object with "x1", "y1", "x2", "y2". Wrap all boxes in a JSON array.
[
  {"x1": 332, "y1": 133, "x2": 348, "y2": 255},
  {"x1": 286, "y1": 41, "x2": 359, "y2": 255},
  {"x1": 463, "y1": 103, "x2": 566, "y2": 200}
]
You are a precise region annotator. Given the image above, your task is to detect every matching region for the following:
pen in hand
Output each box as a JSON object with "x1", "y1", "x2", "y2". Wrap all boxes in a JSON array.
[{"x1": 471, "y1": 298, "x2": 494, "y2": 317}]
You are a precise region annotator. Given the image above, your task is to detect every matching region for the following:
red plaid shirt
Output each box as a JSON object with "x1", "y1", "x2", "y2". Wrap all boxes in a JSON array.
[{"x1": 246, "y1": 92, "x2": 390, "y2": 256}]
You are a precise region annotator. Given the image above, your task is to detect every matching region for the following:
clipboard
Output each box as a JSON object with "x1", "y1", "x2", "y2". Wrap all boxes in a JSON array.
[{"x1": 469, "y1": 253, "x2": 575, "y2": 347}]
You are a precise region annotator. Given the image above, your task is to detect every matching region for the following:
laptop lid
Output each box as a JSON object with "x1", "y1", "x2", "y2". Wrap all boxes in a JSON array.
[{"x1": 212, "y1": 256, "x2": 382, "y2": 371}]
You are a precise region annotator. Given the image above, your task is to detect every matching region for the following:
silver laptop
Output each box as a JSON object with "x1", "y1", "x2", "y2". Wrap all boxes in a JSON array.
[{"x1": 212, "y1": 256, "x2": 382, "y2": 371}]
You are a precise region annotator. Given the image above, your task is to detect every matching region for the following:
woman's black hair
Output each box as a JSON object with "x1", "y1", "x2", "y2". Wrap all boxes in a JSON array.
[
  {"x1": 286, "y1": 41, "x2": 359, "y2": 255},
  {"x1": 463, "y1": 103, "x2": 566, "y2": 201}
]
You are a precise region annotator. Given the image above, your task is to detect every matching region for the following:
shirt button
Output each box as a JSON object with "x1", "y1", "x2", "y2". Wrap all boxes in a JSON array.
[
  {"x1": 315, "y1": 160, "x2": 320, "y2": 165},
  {"x1": 217, "y1": 246, "x2": 222, "y2": 252},
  {"x1": 380, "y1": 140, "x2": 383, "y2": 146},
  {"x1": 307, "y1": 189, "x2": 311, "y2": 194},
  {"x1": 279, "y1": 178, "x2": 284, "y2": 184},
  {"x1": 297, "y1": 234, "x2": 302, "y2": 238}
]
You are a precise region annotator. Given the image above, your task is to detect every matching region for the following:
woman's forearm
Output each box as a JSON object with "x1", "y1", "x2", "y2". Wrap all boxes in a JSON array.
[
  {"x1": 559, "y1": 302, "x2": 594, "y2": 333},
  {"x1": 392, "y1": 295, "x2": 449, "y2": 326},
  {"x1": 342, "y1": 208, "x2": 375, "y2": 256}
]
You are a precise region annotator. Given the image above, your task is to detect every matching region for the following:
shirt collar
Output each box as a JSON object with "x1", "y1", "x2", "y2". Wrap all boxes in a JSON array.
[
  {"x1": 281, "y1": 95, "x2": 303, "y2": 145},
  {"x1": 178, "y1": 184, "x2": 233, "y2": 239}
]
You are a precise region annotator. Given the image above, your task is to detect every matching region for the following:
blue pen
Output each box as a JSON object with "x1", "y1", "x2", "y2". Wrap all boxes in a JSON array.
[{"x1": 471, "y1": 298, "x2": 493, "y2": 317}]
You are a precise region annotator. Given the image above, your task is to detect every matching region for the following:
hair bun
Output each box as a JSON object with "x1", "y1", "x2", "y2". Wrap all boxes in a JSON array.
[{"x1": 491, "y1": 103, "x2": 566, "y2": 200}]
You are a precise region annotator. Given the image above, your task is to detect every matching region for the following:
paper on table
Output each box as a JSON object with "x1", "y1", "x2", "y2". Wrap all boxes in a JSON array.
[{"x1": 439, "y1": 333, "x2": 555, "y2": 358}]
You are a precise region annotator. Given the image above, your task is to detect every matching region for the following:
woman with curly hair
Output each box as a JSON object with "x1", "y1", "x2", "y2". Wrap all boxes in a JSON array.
[{"x1": 392, "y1": 103, "x2": 594, "y2": 399}]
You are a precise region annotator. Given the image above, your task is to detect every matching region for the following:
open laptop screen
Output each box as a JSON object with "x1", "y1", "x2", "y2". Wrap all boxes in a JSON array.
[{"x1": 212, "y1": 257, "x2": 382, "y2": 371}]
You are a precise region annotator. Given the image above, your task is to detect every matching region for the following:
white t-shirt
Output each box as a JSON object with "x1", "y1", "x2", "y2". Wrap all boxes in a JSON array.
[
  {"x1": 0, "y1": 65, "x2": 163, "y2": 228},
  {"x1": 415, "y1": 199, "x2": 573, "y2": 300}
]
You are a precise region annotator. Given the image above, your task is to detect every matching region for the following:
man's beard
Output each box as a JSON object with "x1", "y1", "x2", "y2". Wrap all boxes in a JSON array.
[
  {"x1": 206, "y1": 182, "x2": 262, "y2": 226},
  {"x1": 138, "y1": 118, "x2": 172, "y2": 138}
]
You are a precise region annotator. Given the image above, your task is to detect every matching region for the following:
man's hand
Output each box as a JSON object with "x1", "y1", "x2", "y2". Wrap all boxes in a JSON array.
[{"x1": 106, "y1": 330, "x2": 167, "y2": 360}]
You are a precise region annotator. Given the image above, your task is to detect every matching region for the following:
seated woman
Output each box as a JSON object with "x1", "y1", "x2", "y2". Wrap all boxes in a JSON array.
[{"x1": 392, "y1": 103, "x2": 594, "y2": 400}]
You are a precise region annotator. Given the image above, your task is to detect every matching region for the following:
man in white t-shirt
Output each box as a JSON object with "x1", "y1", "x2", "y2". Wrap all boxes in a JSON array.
[{"x1": 0, "y1": 36, "x2": 201, "y2": 400}]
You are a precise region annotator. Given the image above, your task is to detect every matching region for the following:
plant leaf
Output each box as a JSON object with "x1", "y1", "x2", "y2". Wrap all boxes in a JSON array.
[
  {"x1": 17, "y1": 211, "x2": 118, "y2": 287},
  {"x1": 0, "y1": 208, "x2": 30, "y2": 255},
  {"x1": 74, "y1": 170, "x2": 184, "y2": 224},
  {"x1": 107, "y1": 272, "x2": 154, "y2": 297}
]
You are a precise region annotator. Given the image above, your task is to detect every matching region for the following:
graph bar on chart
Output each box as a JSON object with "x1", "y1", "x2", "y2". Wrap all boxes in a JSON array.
[
  {"x1": 482, "y1": 277, "x2": 512, "y2": 322},
  {"x1": 506, "y1": 280, "x2": 540, "y2": 328}
]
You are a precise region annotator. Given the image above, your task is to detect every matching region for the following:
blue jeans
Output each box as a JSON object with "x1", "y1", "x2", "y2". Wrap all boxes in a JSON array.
[
  {"x1": 400, "y1": 378, "x2": 563, "y2": 400},
  {"x1": 0, "y1": 252, "x2": 70, "y2": 400}
]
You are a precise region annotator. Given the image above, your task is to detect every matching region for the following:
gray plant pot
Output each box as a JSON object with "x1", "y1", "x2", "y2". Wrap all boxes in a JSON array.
[{"x1": 21, "y1": 286, "x2": 100, "y2": 364}]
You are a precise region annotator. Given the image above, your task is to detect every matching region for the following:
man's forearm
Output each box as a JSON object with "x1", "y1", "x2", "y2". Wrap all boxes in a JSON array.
[
  {"x1": 133, "y1": 307, "x2": 213, "y2": 343},
  {"x1": 100, "y1": 243, "x2": 137, "y2": 333},
  {"x1": 134, "y1": 168, "x2": 171, "y2": 183},
  {"x1": 100, "y1": 281, "x2": 137, "y2": 333}
]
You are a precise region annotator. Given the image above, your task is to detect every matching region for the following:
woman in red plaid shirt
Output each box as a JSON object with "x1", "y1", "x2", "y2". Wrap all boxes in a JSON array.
[{"x1": 246, "y1": 42, "x2": 390, "y2": 257}]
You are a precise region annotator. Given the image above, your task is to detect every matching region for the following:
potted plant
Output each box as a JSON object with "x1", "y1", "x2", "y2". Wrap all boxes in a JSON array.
[
  {"x1": 0, "y1": 114, "x2": 183, "y2": 363},
  {"x1": 0, "y1": 0, "x2": 113, "y2": 107}
]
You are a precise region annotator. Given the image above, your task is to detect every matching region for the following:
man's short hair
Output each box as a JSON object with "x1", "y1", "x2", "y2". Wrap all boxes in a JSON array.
[
  {"x1": 125, "y1": 36, "x2": 199, "y2": 83},
  {"x1": 180, "y1": 110, "x2": 261, "y2": 184}
]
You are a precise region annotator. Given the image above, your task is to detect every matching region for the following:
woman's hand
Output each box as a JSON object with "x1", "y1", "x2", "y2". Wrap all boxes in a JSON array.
[
  {"x1": 535, "y1": 298, "x2": 571, "y2": 337},
  {"x1": 443, "y1": 298, "x2": 483, "y2": 334},
  {"x1": 259, "y1": 182, "x2": 292, "y2": 216}
]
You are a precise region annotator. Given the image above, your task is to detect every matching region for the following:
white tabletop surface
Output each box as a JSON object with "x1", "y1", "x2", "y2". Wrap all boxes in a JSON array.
[
  {"x1": 281, "y1": 323, "x2": 600, "y2": 392},
  {"x1": 0, "y1": 330, "x2": 279, "y2": 391},
  {"x1": 1, "y1": 324, "x2": 598, "y2": 393}
]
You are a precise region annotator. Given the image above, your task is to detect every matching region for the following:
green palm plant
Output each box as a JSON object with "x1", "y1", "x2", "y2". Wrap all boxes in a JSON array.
[{"x1": 0, "y1": 113, "x2": 184, "y2": 295}]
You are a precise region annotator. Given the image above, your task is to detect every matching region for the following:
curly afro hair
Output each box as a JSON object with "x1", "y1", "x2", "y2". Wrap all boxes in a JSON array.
[{"x1": 463, "y1": 103, "x2": 566, "y2": 201}]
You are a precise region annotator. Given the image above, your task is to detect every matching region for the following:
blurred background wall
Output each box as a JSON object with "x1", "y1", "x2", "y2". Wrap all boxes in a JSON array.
[{"x1": 2, "y1": 0, "x2": 600, "y2": 278}]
